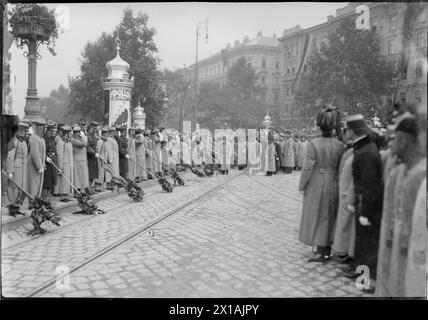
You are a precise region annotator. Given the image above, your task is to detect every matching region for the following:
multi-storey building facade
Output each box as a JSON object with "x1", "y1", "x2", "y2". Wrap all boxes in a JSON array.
[
  {"x1": 279, "y1": 2, "x2": 428, "y2": 125},
  {"x1": 184, "y1": 31, "x2": 282, "y2": 106}
]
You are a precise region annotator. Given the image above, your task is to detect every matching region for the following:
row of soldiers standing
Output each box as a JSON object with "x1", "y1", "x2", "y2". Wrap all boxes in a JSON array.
[{"x1": 3, "y1": 119, "x2": 183, "y2": 215}]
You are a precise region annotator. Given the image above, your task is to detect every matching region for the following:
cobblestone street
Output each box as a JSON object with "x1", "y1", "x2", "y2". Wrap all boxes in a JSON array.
[{"x1": 1, "y1": 169, "x2": 368, "y2": 298}]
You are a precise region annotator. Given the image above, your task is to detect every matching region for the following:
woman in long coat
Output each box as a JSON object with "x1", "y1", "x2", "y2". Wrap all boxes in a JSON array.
[
  {"x1": 71, "y1": 126, "x2": 89, "y2": 191},
  {"x1": 55, "y1": 126, "x2": 73, "y2": 200},
  {"x1": 298, "y1": 107, "x2": 345, "y2": 262},
  {"x1": 332, "y1": 147, "x2": 355, "y2": 259}
]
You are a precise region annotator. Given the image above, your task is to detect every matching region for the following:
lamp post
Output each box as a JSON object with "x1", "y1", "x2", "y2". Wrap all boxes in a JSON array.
[{"x1": 194, "y1": 18, "x2": 208, "y2": 131}]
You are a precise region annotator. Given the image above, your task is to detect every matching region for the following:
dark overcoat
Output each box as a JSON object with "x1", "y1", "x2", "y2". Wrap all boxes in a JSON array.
[
  {"x1": 350, "y1": 135, "x2": 383, "y2": 280},
  {"x1": 87, "y1": 133, "x2": 99, "y2": 180}
]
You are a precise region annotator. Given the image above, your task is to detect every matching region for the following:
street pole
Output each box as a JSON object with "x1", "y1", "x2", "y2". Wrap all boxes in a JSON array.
[
  {"x1": 194, "y1": 18, "x2": 208, "y2": 131},
  {"x1": 194, "y1": 26, "x2": 199, "y2": 131}
]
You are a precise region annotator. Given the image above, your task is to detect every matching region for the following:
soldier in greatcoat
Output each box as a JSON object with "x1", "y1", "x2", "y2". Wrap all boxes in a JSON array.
[
  {"x1": 145, "y1": 130, "x2": 154, "y2": 179},
  {"x1": 71, "y1": 125, "x2": 89, "y2": 192},
  {"x1": 180, "y1": 135, "x2": 192, "y2": 168},
  {"x1": 107, "y1": 126, "x2": 120, "y2": 188},
  {"x1": 152, "y1": 129, "x2": 162, "y2": 176},
  {"x1": 5, "y1": 122, "x2": 28, "y2": 216},
  {"x1": 42, "y1": 123, "x2": 57, "y2": 197},
  {"x1": 27, "y1": 119, "x2": 47, "y2": 202},
  {"x1": 127, "y1": 127, "x2": 137, "y2": 181},
  {"x1": 376, "y1": 117, "x2": 425, "y2": 297},
  {"x1": 55, "y1": 125, "x2": 74, "y2": 202},
  {"x1": 282, "y1": 130, "x2": 295, "y2": 173},
  {"x1": 115, "y1": 126, "x2": 129, "y2": 179},
  {"x1": 86, "y1": 121, "x2": 99, "y2": 192},
  {"x1": 95, "y1": 127, "x2": 112, "y2": 191},
  {"x1": 266, "y1": 136, "x2": 276, "y2": 176},
  {"x1": 134, "y1": 129, "x2": 147, "y2": 182}
]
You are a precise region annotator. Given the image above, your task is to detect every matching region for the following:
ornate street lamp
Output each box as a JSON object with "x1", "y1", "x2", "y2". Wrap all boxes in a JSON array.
[{"x1": 9, "y1": 4, "x2": 59, "y2": 122}]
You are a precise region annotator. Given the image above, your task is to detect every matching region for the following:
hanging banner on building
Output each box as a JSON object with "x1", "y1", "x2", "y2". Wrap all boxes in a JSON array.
[{"x1": 109, "y1": 88, "x2": 131, "y2": 128}]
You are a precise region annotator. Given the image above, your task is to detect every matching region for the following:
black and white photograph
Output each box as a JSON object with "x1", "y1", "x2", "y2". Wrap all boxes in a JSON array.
[{"x1": 1, "y1": 1, "x2": 427, "y2": 304}]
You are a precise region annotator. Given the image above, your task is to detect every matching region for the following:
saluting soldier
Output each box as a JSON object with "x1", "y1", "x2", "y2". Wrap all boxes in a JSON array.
[
  {"x1": 71, "y1": 124, "x2": 89, "y2": 192},
  {"x1": 5, "y1": 122, "x2": 29, "y2": 216},
  {"x1": 55, "y1": 125, "x2": 74, "y2": 202},
  {"x1": 27, "y1": 119, "x2": 46, "y2": 202},
  {"x1": 127, "y1": 127, "x2": 137, "y2": 181},
  {"x1": 95, "y1": 126, "x2": 112, "y2": 191},
  {"x1": 86, "y1": 121, "x2": 99, "y2": 192}
]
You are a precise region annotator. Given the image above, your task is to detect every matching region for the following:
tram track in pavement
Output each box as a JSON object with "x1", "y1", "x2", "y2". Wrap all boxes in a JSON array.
[
  {"x1": 2, "y1": 172, "x2": 208, "y2": 251},
  {"x1": 244, "y1": 173, "x2": 303, "y2": 203},
  {"x1": 24, "y1": 169, "x2": 246, "y2": 298}
]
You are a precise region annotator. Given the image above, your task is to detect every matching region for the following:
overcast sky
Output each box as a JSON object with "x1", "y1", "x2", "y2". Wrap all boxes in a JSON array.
[{"x1": 7, "y1": 2, "x2": 348, "y2": 118}]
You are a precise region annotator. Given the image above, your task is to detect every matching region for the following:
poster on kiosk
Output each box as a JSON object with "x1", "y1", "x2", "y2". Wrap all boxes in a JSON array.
[{"x1": 109, "y1": 88, "x2": 131, "y2": 128}]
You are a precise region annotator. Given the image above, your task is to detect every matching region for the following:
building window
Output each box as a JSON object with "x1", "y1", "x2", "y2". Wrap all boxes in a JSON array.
[
  {"x1": 261, "y1": 59, "x2": 266, "y2": 68},
  {"x1": 415, "y1": 90, "x2": 422, "y2": 104},
  {"x1": 416, "y1": 31, "x2": 426, "y2": 49},
  {"x1": 291, "y1": 84, "x2": 294, "y2": 95},
  {"x1": 274, "y1": 77, "x2": 279, "y2": 86},
  {"x1": 371, "y1": 17, "x2": 378, "y2": 32},
  {"x1": 261, "y1": 75, "x2": 266, "y2": 84},
  {"x1": 292, "y1": 66, "x2": 295, "y2": 75},
  {"x1": 400, "y1": 92, "x2": 406, "y2": 104},
  {"x1": 416, "y1": 61, "x2": 423, "y2": 79},
  {"x1": 261, "y1": 91, "x2": 266, "y2": 102},
  {"x1": 294, "y1": 47, "x2": 297, "y2": 57},
  {"x1": 390, "y1": 14, "x2": 397, "y2": 32},
  {"x1": 388, "y1": 39, "x2": 395, "y2": 54},
  {"x1": 274, "y1": 91, "x2": 279, "y2": 104},
  {"x1": 287, "y1": 67, "x2": 290, "y2": 75},
  {"x1": 287, "y1": 48, "x2": 291, "y2": 58},
  {"x1": 417, "y1": 11, "x2": 427, "y2": 23},
  {"x1": 275, "y1": 61, "x2": 280, "y2": 69}
]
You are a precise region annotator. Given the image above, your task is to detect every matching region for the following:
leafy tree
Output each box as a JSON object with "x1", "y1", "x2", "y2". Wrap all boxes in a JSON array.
[
  {"x1": 294, "y1": 17, "x2": 396, "y2": 121},
  {"x1": 68, "y1": 8, "x2": 164, "y2": 127},
  {"x1": 161, "y1": 69, "x2": 194, "y2": 131},
  {"x1": 40, "y1": 84, "x2": 74, "y2": 123},
  {"x1": 197, "y1": 56, "x2": 264, "y2": 130}
]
